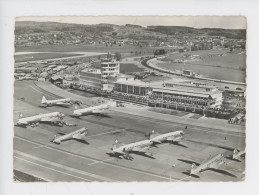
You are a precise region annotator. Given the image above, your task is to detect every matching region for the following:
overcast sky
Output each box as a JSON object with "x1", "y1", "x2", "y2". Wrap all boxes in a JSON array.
[{"x1": 16, "y1": 16, "x2": 246, "y2": 29}]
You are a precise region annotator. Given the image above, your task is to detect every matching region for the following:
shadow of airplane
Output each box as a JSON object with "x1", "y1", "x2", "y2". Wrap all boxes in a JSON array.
[
  {"x1": 129, "y1": 151, "x2": 156, "y2": 159},
  {"x1": 225, "y1": 156, "x2": 242, "y2": 162},
  {"x1": 163, "y1": 140, "x2": 188, "y2": 148},
  {"x1": 177, "y1": 159, "x2": 200, "y2": 166},
  {"x1": 208, "y1": 168, "x2": 237, "y2": 178},
  {"x1": 106, "y1": 152, "x2": 133, "y2": 161},
  {"x1": 217, "y1": 146, "x2": 235, "y2": 151},
  {"x1": 184, "y1": 139, "x2": 235, "y2": 151},
  {"x1": 93, "y1": 113, "x2": 112, "y2": 120},
  {"x1": 14, "y1": 124, "x2": 27, "y2": 128},
  {"x1": 40, "y1": 121, "x2": 64, "y2": 127},
  {"x1": 74, "y1": 139, "x2": 89, "y2": 145},
  {"x1": 182, "y1": 171, "x2": 200, "y2": 178}
]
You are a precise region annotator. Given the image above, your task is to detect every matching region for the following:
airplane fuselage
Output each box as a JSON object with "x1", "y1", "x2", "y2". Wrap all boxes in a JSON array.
[
  {"x1": 17, "y1": 112, "x2": 63, "y2": 126},
  {"x1": 190, "y1": 154, "x2": 224, "y2": 175},
  {"x1": 42, "y1": 98, "x2": 71, "y2": 107},
  {"x1": 72, "y1": 104, "x2": 109, "y2": 117},
  {"x1": 114, "y1": 139, "x2": 152, "y2": 154},
  {"x1": 150, "y1": 130, "x2": 183, "y2": 143},
  {"x1": 52, "y1": 127, "x2": 87, "y2": 144}
]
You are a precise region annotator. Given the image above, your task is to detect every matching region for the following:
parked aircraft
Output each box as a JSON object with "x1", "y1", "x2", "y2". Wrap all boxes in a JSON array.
[
  {"x1": 71, "y1": 103, "x2": 110, "y2": 117},
  {"x1": 51, "y1": 127, "x2": 88, "y2": 144},
  {"x1": 110, "y1": 139, "x2": 154, "y2": 160},
  {"x1": 181, "y1": 154, "x2": 235, "y2": 178},
  {"x1": 232, "y1": 149, "x2": 245, "y2": 161},
  {"x1": 16, "y1": 112, "x2": 65, "y2": 127},
  {"x1": 149, "y1": 130, "x2": 184, "y2": 145},
  {"x1": 41, "y1": 96, "x2": 72, "y2": 107}
]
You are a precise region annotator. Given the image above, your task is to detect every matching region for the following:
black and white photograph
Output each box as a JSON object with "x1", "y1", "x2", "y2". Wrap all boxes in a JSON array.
[{"x1": 13, "y1": 16, "x2": 247, "y2": 182}]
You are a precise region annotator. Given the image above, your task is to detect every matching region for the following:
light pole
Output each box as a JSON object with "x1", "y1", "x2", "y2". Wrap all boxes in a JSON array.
[{"x1": 161, "y1": 80, "x2": 164, "y2": 108}]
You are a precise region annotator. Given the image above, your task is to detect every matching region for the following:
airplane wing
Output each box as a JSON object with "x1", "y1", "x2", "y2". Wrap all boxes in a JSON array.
[
  {"x1": 92, "y1": 109, "x2": 102, "y2": 114},
  {"x1": 40, "y1": 117, "x2": 62, "y2": 123},
  {"x1": 72, "y1": 133, "x2": 84, "y2": 140},
  {"x1": 152, "y1": 140, "x2": 162, "y2": 144},
  {"x1": 114, "y1": 150, "x2": 127, "y2": 156},
  {"x1": 131, "y1": 146, "x2": 150, "y2": 152},
  {"x1": 167, "y1": 136, "x2": 183, "y2": 142},
  {"x1": 40, "y1": 117, "x2": 53, "y2": 122},
  {"x1": 56, "y1": 102, "x2": 71, "y2": 106}
]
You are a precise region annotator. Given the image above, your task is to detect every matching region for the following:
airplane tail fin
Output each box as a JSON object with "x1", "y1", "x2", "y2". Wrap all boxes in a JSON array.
[
  {"x1": 191, "y1": 163, "x2": 197, "y2": 169},
  {"x1": 149, "y1": 129, "x2": 157, "y2": 139},
  {"x1": 82, "y1": 128, "x2": 88, "y2": 136},
  {"x1": 233, "y1": 148, "x2": 239, "y2": 159},
  {"x1": 112, "y1": 139, "x2": 118, "y2": 151},
  {"x1": 233, "y1": 148, "x2": 238, "y2": 155},
  {"x1": 188, "y1": 163, "x2": 197, "y2": 176},
  {"x1": 112, "y1": 144, "x2": 117, "y2": 151},
  {"x1": 41, "y1": 96, "x2": 47, "y2": 104}
]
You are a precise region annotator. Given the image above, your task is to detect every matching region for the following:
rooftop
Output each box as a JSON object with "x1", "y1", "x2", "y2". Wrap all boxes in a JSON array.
[{"x1": 81, "y1": 68, "x2": 101, "y2": 74}]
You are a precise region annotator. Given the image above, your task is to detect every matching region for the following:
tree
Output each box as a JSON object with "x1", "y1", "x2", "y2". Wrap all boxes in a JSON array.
[
  {"x1": 115, "y1": 52, "x2": 122, "y2": 61},
  {"x1": 154, "y1": 49, "x2": 166, "y2": 55},
  {"x1": 107, "y1": 53, "x2": 112, "y2": 58},
  {"x1": 112, "y1": 32, "x2": 117, "y2": 36}
]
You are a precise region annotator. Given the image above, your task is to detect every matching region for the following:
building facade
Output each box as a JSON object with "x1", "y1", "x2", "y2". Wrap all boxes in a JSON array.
[
  {"x1": 114, "y1": 79, "x2": 223, "y2": 108},
  {"x1": 79, "y1": 68, "x2": 102, "y2": 89},
  {"x1": 101, "y1": 58, "x2": 120, "y2": 83}
]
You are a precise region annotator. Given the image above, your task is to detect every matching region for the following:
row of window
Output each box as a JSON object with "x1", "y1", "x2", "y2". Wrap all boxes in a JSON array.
[
  {"x1": 102, "y1": 72, "x2": 116, "y2": 76},
  {"x1": 102, "y1": 68, "x2": 118, "y2": 72},
  {"x1": 101, "y1": 64, "x2": 118, "y2": 68}
]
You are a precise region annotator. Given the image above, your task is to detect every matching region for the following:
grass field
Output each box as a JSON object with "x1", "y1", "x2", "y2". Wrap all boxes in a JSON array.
[
  {"x1": 120, "y1": 63, "x2": 145, "y2": 73},
  {"x1": 157, "y1": 48, "x2": 246, "y2": 82},
  {"x1": 14, "y1": 53, "x2": 83, "y2": 63}
]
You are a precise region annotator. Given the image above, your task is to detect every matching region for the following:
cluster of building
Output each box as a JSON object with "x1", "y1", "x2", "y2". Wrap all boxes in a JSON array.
[{"x1": 78, "y1": 57, "x2": 223, "y2": 109}]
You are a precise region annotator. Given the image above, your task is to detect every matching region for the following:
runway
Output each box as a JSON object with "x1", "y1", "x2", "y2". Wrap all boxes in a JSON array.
[{"x1": 13, "y1": 81, "x2": 246, "y2": 182}]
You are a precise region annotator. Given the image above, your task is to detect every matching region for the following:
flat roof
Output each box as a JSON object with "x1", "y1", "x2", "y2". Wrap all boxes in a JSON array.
[
  {"x1": 153, "y1": 88, "x2": 210, "y2": 98},
  {"x1": 116, "y1": 79, "x2": 149, "y2": 87},
  {"x1": 81, "y1": 68, "x2": 101, "y2": 74},
  {"x1": 117, "y1": 79, "x2": 217, "y2": 92},
  {"x1": 165, "y1": 82, "x2": 217, "y2": 89}
]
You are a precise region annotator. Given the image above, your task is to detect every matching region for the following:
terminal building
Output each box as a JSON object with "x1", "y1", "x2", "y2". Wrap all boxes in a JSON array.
[
  {"x1": 79, "y1": 68, "x2": 102, "y2": 89},
  {"x1": 113, "y1": 79, "x2": 223, "y2": 108}
]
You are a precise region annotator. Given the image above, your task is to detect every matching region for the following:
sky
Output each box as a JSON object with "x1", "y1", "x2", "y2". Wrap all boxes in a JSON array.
[{"x1": 16, "y1": 16, "x2": 247, "y2": 29}]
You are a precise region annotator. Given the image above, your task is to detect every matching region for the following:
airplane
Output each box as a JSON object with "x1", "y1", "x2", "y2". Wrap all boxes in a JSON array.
[
  {"x1": 232, "y1": 148, "x2": 245, "y2": 161},
  {"x1": 51, "y1": 127, "x2": 88, "y2": 144},
  {"x1": 148, "y1": 130, "x2": 184, "y2": 145},
  {"x1": 183, "y1": 154, "x2": 235, "y2": 178},
  {"x1": 16, "y1": 112, "x2": 65, "y2": 127},
  {"x1": 110, "y1": 139, "x2": 154, "y2": 160},
  {"x1": 41, "y1": 96, "x2": 72, "y2": 107},
  {"x1": 71, "y1": 103, "x2": 110, "y2": 117}
]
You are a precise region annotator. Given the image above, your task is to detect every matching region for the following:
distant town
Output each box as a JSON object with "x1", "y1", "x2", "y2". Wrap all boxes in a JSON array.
[{"x1": 15, "y1": 22, "x2": 246, "y2": 51}]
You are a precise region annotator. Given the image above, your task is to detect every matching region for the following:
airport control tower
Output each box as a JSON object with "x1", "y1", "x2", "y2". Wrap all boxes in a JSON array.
[{"x1": 100, "y1": 58, "x2": 120, "y2": 83}]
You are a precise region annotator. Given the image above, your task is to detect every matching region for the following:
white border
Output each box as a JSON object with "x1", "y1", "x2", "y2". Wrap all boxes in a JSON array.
[{"x1": 1, "y1": 0, "x2": 259, "y2": 195}]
